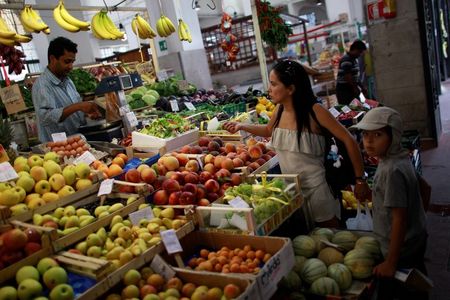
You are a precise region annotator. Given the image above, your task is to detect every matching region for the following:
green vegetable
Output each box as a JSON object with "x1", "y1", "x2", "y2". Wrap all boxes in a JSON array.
[
  {"x1": 68, "y1": 69, "x2": 97, "y2": 94},
  {"x1": 130, "y1": 90, "x2": 144, "y2": 100},
  {"x1": 142, "y1": 94, "x2": 157, "y2": 106},
  {"x1": 139, "y1": 113, "x2": 194, "y2": 138},
  {"x1": 129, "y1": 99, "x2": 146, "y2": 109}
]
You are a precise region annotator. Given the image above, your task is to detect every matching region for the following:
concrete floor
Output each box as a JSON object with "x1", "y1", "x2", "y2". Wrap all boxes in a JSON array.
[{"x1": 422, "y1": 80, "x2": 450, "y2": 300}]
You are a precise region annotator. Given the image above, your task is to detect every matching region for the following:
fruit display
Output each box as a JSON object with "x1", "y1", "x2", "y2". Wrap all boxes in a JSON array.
[
  {"x1": 186, "y1": 244, "x2": 271, "y2": 274},
  {"x1": 91, "y1": 153, "x2": 129, "y2": 179},
  {"x1": 156, "y1": 15, "x2": 176, "y2": 38},
  {"x1": 0, "y1": 257, "x2": 76, "y2": 300},
  {"x1": 139, "y1": 114, "x2": 194, "y2": 139},
  {"x1": 44, "y1": 135, "x2": 90, "y2": 159},
  {"x1": 106, "y1": 267, "x2": 245, "y2": 300},
  {"x1": 53, "y1": 0, "x2": 90, "y2": 32},
  {"x1": 68, "y1": 206, "x2": 189, "y2": 268},
  {"x1": 341, "y1": 190, "x2": 372, "y2": 210},
  {"x1": 91, "y1": 10, "x2": 124, "y2": 40},
  {"x1": 255, "y1": 96, "x2": 276, "y2": 121},
  {"x1": 131, "y1": 14, "x2": 157, "y2": 39},
  {"x1": 0, "y1": 226, "x2": 44, "y2": 270},
  {"x1": 19, "y1": 5, "x2": 50, "y2": 35},
  {"x1": 0, "y1": 44, "x2": 26, "y2": 75},
  {"x1": 177, "y1": 18, "x2": 192, "y2": 43},
  {"x1": 280, "y1": 229, "x2": 381, "y2": 297}
]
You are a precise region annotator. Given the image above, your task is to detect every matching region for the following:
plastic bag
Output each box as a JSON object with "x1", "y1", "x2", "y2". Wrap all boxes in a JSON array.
[{"x1": 346, "y1": 201, "x2": 373, "y2": 231}]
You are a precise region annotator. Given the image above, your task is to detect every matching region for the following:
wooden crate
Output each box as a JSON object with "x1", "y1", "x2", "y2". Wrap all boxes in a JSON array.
[
  {"x1": 53, "y1": 251, "x2": 113, "y2": 281},
  {"x1": 251, "y1": 155, "x2": 279, "y2": 175},
  {"x1": 132, "y1": 129, "x2": 199, "y2": 155}
]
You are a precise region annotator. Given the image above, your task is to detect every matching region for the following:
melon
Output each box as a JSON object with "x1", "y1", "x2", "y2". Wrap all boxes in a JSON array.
[
  {"x1": 280, "y1": 270, "x2": 302, "y2": 291},
  {"x1": 293, "y1": 235, "x2": 316, "y2": 258},
  {"x1": 344, "y1": 249, "x2": 374, "y2": 279},
  {"x1": 355, "y1": 236, "x2": 381, "y2": 259},
  {"x1": 311, "y1": 227, "x2": 334, "y2": 241},
  {"x1": 331, "y1": 231, "x2": 357, "y2": 252},
  {"x1": 310, "y1": 277, "x2": 340, "y2": 296},
  {"x1": 318, "y1": 247, "x2": 344, "y2": 266},
  {"x1": 311, "y1": 235, "x2": 328, "y2": 253},
  {"x1": 293, "y1": 256, "x2": 307, "y2": 274},
  {"x1": 328, "y1": 263, "x2": 353, "y2": 290},
  {"x1": 300, "y1": 258, "x2": 327, "y2": 284}
]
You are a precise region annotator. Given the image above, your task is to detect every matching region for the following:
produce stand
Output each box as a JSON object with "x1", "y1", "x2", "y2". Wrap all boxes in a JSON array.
[{"x1": 132, "y1": 129, "x2": 200, "y2": 155}]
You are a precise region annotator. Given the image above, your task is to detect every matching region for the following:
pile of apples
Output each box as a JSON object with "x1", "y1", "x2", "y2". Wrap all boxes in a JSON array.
[
  {"x1": 0, "y1": 257, "x2": 74, "y2": 300},
  {"x1": 0, "y1": 227, "x2": 42, "y2": 270},
  {"x1": 45, "y1": 134, "x2": 90, "y2": 159},
  {"x1": 187, "y1": 245, "x2": 272, "y2": 275},
  {"x1": 91, "y1": 153, "x2": 129, "y2": 179},
  {"x1": 69, "y1": 206, "x2": 188, "y2": 269},
  {"x1": 1, "y1": 153, "x2": 95, "y2": 216},
  {"x1": 105, "y1": 268, "x2": 243, "y2": 300}
]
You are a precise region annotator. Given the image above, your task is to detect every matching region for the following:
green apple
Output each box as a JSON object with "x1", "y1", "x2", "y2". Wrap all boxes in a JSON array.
[
  {"x1": 49, "y1": 283, "x2": 74, "y2": 300},
  {"x1": 16, "y1": 266, "x2": 40, "y2": 284},
  {"x1": 27, "y1": 155, "x2": 44, "y2": 167},
  {"x1": 10, "y1": 203, "x2": 28, "y2": 216},
  {"x1": 75, "y1": 178, "x2": 93, "y2": 191},
  {"x1": 42, "y1": 192, "x2": 59, "y2": 203},
  {"x1": 74, "y1": 162, "x2": 90, "y2": 179},
  {"x1": 123, "y1": 269, "x2": 141, "y2": 286},
  {"x1": 43, "y1": 267, "x2": 68, "y2": 289},
  {"x1": 49, "y1": 174, "x2": 65, "y2": 192},
  {"x1": 57, "y1": 186, "x2": 75, "y2": 198},
  {"x1": 37, "y1": 258, "x2": 59, "y2": 275},
  {"x1": 0, "y1": 286, "x2": 17, "y2": 300},
  {"x1": 0, "y1": 182, "x2": 12, "y2": 192},
  {"x1": 0, "y1": 189, "x2": 20, "y2": 206},
  {"x1": 34, "y1": 180, "x2": 51, "y2": 195},
  {"x1": 63, "y1": 206, "x2": 76, "y2": 217},
  {"x1": 16, "y1": 175, "x2": 35, "y2": 193},
  {"x1": 43, "y1": 161, "x2": 62, "y2": 177},
  {"x1": 28, "y1": 197, "x2": 46, "y2": 209},
  {"x1": 121, "y1": 285, "x2": 139, "y2": 299},
  {"x1": 53, "y1": 207, "x2": 65, "y2": 219},
  {"x1": 34, "y1": 297, "x2": 49, "y2": 300},
  {"x1": 13, "y1": 186, "x2": 26, "y2": 202},
  {"x1": 62, "y1": 168, "x2": 76, "y2": 186},
  {"x1": 14, "y1": 162, "x2": 30, "y2": 173},
  {"x1": 44, "y1": 152, "x2": 60, "y2": 163},
  {"x1": 18, "y1": 171, "x2": 32, "y2": 178},
  {"x1": 17, "y1": 278, "x2": 43, "y2": 300},
  {"x1": 30, "y1": 166, "x2": 47, "y2": 182},
  {"x1": 14, "y1": 156, "x2": 28, "y2": 167}
]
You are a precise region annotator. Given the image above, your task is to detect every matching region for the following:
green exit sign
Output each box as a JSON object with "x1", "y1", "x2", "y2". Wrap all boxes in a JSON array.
[{"x1": 159, "y1": 40, "x2": 167, "y2": 51}]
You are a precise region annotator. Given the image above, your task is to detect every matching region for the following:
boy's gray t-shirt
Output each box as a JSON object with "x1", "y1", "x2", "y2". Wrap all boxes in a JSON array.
[{"x1": 372, "y1": 156, "x2": 427, "y2": 258}]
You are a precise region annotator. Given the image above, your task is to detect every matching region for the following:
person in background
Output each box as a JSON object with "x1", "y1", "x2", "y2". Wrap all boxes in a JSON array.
[
  {"x1": 223, "y1": 60, "x2": 370, "y2": 227},
  {"x1": 32, "y1": 37, "x2": 101, "y2": 142},
  {"x1": 336, "y1": 40, "x2": 368, "y2": 105},
  {"x1": 351, "y1": 107, "x2": 428, "y2": 300}
]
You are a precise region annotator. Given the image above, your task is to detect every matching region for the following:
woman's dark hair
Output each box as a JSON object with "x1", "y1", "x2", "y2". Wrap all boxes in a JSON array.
[
  {"x1": 272, "y1": 60, "x2": 318, "y2": 144},
  {"x1": 48, "y1": 37, "x2": 77, "y2": 63}
]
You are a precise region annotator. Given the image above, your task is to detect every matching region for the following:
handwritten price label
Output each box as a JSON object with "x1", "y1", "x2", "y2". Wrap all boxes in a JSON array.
[
  {"x1": 229, "y1": 196, "x2": 249, "y2": 208},
  {"x1": 98, "y1": 179, "x2": 114, "y2": 196},
  {"x1": 129, "y1": 207, "x2": 154, "y2": 226},
  {"x1": 0, "y1": 162, "x2": 18, "y2": 182},
  {"x1": 51, "y1": 132, "x2": 67, "y2": 142},
  {"x1": 170, "y1": 100, "x2": 179, "y2": 112},
  {"x1": 74, "y1": 151, "x2": 96, "y2": 165},
  {"x1": 184, "y1": 102, "x2": 196, "y2": 111},
  {"x1": 150, "y1": 254, "x2": 176, "y2": 281},
  {"x1": 160, "y1": 229, "x2": 183, "y2": 254},
  {"x1": 329, "y1": 107, "x2": 341, "y2": 118}
]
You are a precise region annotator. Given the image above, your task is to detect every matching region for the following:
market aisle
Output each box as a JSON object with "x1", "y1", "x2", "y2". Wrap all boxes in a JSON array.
[{"x1": 422, "y1": 80, "x2": 450, "y2": 300}]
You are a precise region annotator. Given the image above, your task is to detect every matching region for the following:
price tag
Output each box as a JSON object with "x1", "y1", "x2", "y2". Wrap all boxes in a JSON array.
[
  {"x1": 150, "y1": 254, "x2": 176, "y2": 281},
  {"x1": 129, "y1": 206, "x2": 154, "y2": 226},
  {"x1": 230, "y1": 213, "x2": 248, "y2": 231},
  {"x1": 184, "y1": 102, "x2": 196, "y2": 111},
  {"x1": 160, "y1": 229, "x2": 183, "y2": 254},
  {"x1": 329, "y1": 107, "x2": 341, "y2": 118},
  {"x1": 0, "y1": 162, "x2": 18, "y2": 182},
  {"x1": 126, "y1": 112, "x2": 139, "y2": 127},
  {"x1": 341, "y1": 106, "x2": 352, "y2": 113},
  {"x1": 119, "y1": 106, "x2": 130, "y2": 116},
  {"x1": 170, "y1": 100, "x2": 179, "y2": 112},
  {"x1": 98, "y1": 179, "x2": 114, "y2": 196},
  {"x1": 74, "y1": 151, "x2": 96, "y2": 165},
  {"x1": 229, "y1": 196, "x2": 249, "y2": 208},
  {"x1": 157, "y1": 70, "x2": 169, "y2": 81},
  {"x1": 51, "y1": 132, "x2": 67, "y2": 142}
]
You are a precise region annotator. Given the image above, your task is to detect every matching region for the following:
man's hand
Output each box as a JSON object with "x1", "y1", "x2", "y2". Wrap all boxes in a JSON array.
[
  {"x1": 80, "y1": 102, "x2": 102, "y2": 119},
  {"x1": 373, "y1": 260, "x2": 397, "y2": 278}
]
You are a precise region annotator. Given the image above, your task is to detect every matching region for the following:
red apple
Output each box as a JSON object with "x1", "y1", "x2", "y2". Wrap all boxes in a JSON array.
[
  {"x1": 198, "y1": 198, "x2": 210, "y2": 206},
  {"x1": 183, "y1": 183, "x2": 197, "y2": 195},
  {"x1": 162, "y1": 179, "x2": 181, "y2": 194},
  {"x1": 140, "y1": 168, "x2": 157, "y2": 184},
  {"x1": 24, "y1": 228, "x2": 41, "y2": 244},
  {"x1": 196, "y1": 184, "x2": 207, "y2": 200},
  {"x1": 125, "y1": 168, "x2": 141, "y2": 183},
  {"x1": 153, "y1": 190, "x2": 169, "y2": 205},
  {"x1": 168, "y1": 191, "x2": 181, "y2": 205},
  {"x1": 179, "y1": 191, "x2": 195, "y2": 205},
  {"x1": 207, "y1": 193, "x2": 219, "y2": 202},
  {"x1": 184, "y1": 172, "x2": 199, "y2": 184},
  {"x1": 24, "y1": 242, "x2": 41, "y2": 256},
  {"x1": 1, "y1": 251, "x2": 23, "y2": 265},
  {"x1": 205, "y1": 179, "x2": 220, "y2": 193},
  {"x1": 3, "y1": 229, "x2": 27, "y2": 251}
]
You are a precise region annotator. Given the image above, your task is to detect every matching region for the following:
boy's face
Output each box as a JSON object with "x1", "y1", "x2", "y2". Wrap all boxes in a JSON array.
[{"x1": 362, "y1": 128, "x2": 392, "y2": 158}]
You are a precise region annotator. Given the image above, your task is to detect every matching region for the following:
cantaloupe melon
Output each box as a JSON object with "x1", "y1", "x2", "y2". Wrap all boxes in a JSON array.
[
  {"x1": 310, "y1": 277, "x2": 340, "y2": 296},
  {"x1": 344, "y1": 248, "x2": 374, "y2": 279},
  {"x1": 293, "y1": 235, "x2": 316, "y2": 258},
  {"x1": 300, "y1": 258, "x2": 327, "y2": 284},
  {"x1": 331, "y1": 231, "x2": 357, "y2": 252},
  {"x1": 318, "y1": 247, "x2": 344, "y2": 266},
  {"x1": 328, "y1": 263, "x2": 353, "y2": 290}
]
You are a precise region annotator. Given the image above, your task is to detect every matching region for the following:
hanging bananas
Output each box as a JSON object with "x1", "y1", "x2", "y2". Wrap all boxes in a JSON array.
[
  {"x1": 53, "y1": 1, "x2": 90, "y2": 32},
  {"x1": 91, "y1": 10, "x2": 124, "y2": 40},
  {"x1": 0, "y1": 15, "x2": 32, "y2": 46},
  {"x1": 156, "y1": 15, "x2": 176, "y2": 38},
  {"x1": 177, "y1": 19, "x2": 192, "y2": 43},
  {"x1": 19, "y1": 5, "x2": 49, "y2": 33},
  {"x1": 131, "y1": 14, "x2": 156, "y2": 39}
]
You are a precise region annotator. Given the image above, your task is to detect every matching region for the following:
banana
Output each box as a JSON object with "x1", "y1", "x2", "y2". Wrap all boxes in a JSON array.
[
  {"x1": 0, "y1": 17, "x2": 17, "y2": 39},
  {"x1": 22, "y1": 22, "x2": 38, "y2": 33},
  {"x1": 43, "y1": 28, "x2": 51, "y2": 34},
  {"x1": 156, "y1": 17, "x2": 167, "y2": 37},
  {"x1": 53, "y1": 2, "x2": 80, "y2": 32},
  {"x1": 91, "y1": 12, "x2": 115, "y2": 40},
  {"x1": 102, "y1": 12, "x2": 124, "y2": 39},
  {"x1": 136, "y1": 15, "x2": 156, "y2": 38},
  {"x1": 163, "y1": 16, "x2": 176, "y2": 33},
  {"x1": 0, "y1": 36, "x2": 15, "y2": 46},
  {"x1": 178, "y1": 19, "x2": 192, "y2": 42},
  {"x1": 21, "y1": 6, "x2": 48, "y2": 32},
  {"x1": 177, "y1": 19, "x2": 184, "y2": 41},
  {"x1": 14, "y1": 34, "x2": 32, "y2": 43},
  {"x1": 58, "y1": 0, "x2": 90, "y2": 30},
  {"x1": 131, "y1": 18, "x2": 146, "y2": 39}
]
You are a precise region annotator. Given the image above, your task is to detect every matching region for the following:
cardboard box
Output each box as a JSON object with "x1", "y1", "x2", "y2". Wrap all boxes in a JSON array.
[
  {"x1": 163, "y1": 231, "x2": 295, "y2": 300},
  {"x1": 132, "y1": 129, "x2": 199, "y2": 154}
]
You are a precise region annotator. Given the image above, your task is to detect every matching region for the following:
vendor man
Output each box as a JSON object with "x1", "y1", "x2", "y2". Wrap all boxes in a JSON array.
[{"x1": 32, "y1": 37, "x2": 101, "y2": 142}]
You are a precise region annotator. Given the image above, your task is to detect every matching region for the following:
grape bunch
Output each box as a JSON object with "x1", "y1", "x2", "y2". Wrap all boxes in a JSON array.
[{"x1": 0, "y1": 44, "x2": 26, "y2": 75}]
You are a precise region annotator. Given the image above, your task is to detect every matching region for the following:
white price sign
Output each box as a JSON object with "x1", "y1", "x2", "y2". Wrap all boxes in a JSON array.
[
  {"x1": 184, "y1": 102, "x2": 196, "y2": 111},
  {"x1": 229, "y1": 196, "x2": 249, "y2": 208},
  {"x1": 0, "y1": 162, "x2": 18, "y2": 182},
  {"x1": 51, "y1": 132, "x2": 67, "y2": 142},
  {"x1": 329, "y1": 107, "x2": 341, "y2": 118},
  {"x1": 119, "y1": 106, "x2": 131, "y2": 116},
  {"x1": 160, "y1": 229, "x2": 183, "y2": 254},
  {"x1": 170, "y1": 100, "x2": 179, "y2": 112},
  {"x1": 341, "y1": 105, "x2": 352, "y2": 113},
  {"x1": 150, "y1": 254, "x2": 176, "y2": 281},
  {"x1": 74, "y1": 151, "x2": 96, "y2": 166},
  {"x1": 129, "y1": 207, "x2": 154, "y2": 226},
  {"x1": 98, "y1": 179, "x2": 114, "y2": 196},
  {"x1": 126, "y1": 112, "x2": 139, "y2": 127}
]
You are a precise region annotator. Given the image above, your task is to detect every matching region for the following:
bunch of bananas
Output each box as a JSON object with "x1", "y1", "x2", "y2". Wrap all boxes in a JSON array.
[
  {"x1": 53, "y1": 1, "x2": 90, "y2": 32},
  {"x1": 0, "y1": 16, "x2": 32, "y2": 46},
  {"x1": 177, "y1": 19, "x2": 192, "y2": 43},
  {"x1": 155, "y1": 15, "x2": 176, "y2": 38},
  {"x1": 256, "y1": 96, "x2": 276, "y2": 118},
  {"x1": 341, "y1": 190, "x2": 372, "y2": 210},
  {"x1": 131, "y1": 14, "x2": 156, "y2": 39},
  {"x1": 91, "y1": 10, "x2": 124, "y2": 40},
  {"x1": 19, "y1": 5, "x2": 50, "y2": 34}
]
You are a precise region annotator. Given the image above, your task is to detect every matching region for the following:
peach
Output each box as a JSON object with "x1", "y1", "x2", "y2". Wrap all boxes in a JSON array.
[
  {"x1": 262, "y1": 154, "x2": 272, "y2": 161},
  {"x1": 249, "y1": 146, "x2": 263, "y2": 159},
  {"x1": 153, "y1": 190, "x2": 169, "y2": 205},
  {"x1": 190, "y1": 145, "x2": 203, "y2": 154},
  {"x1": 196, "y1": 184, "x2": 207, "y2": 199},
  {"x1": 221, "y1": 158, "x2": 234, "y2": 171},
  {"x1": 232, "y1": 158, "x2": 244, "y2": 168},
  {"x1": 198, "y1": 198, "x2": 210, "y2": 206},
  {"x1": 162, "y1": 179, "x2": 181, "y2": 194},
  {"x1": 137, "y1": 164, "x2": 150, "y2": 172},
  {"x1": 248, "y1": 162, "x2": 260, "y2": 171},
  {"x1": 92, "y1": 160, "x2": 102, "y2": 169},
  {"x1": 246, "y1": 138, "x2": 257, "y2": 147},
  {"x1": 162, "y1": 156, "x2": 180, "y2": 171},
  {"x1": 198, "y1": 137, "x2": 211, "y2": 147},
  {"x1": 140, "y1": 285, "x2": 157, "y2": 298},
  {"x1": 224, "y1": 284, "x2": 241, "y2": 298},
  {"x1": 166, "y1": 277, "x2": 183, "y2": 291},
  {"x1": 180, "y1": 145, "x2": 191, "y2": 154},
  {"x1": 238, "y1": 152, "x2": 251, "y2": 162},
  {"x1": 255, "y1": 142, "x2": 267, "y2": 153},
  {"x1": 112, "y1": 156, "x2": 125, "y2": 167},
  {"x1": 203, "y1": 163, "x2": 216, "y2": 174},
  {"x1": 224, "y1": 143, "x2": 236, "y2": 153},
  {"x1": 214, "y1": 156, "x2": 225, "y2": 169},
  {"x1": 185, "y1": 160, "x2": 199, "y2": 172},
  {"x1": 204, "y1": 154, "x2": 215, "y2": 164},
  {"x1": 230, "y1": 173, "x2": 242, "y2": 186},
  {"x1": 168, "y1": 191, "x2": 181, "y2": 205},
  {"x1": 147, "y1": 274, "x2": 165, "y2": 290},
  {"x1": 175, "y1": 153, "x2": 189, "y2": 166},
  {"x1": 256, "y1": 158, "x2": 267, "y2": 166},
  {"x1": 140, "y1": 168, "x2": 157, "y2": 184},
  {"x1": 205, "y1": 179, "x2": 220, "y2": 193},
  {"x1": 125, "y1": 168, "x2": 141, "y2": 183},
  {"x1": 266, "y1": 150, "x2": 276, "y2": 157},
  {"x1": 184, "y1": 172, "x2": 199, "y2": 184},
  {"x1": 215, "y1": 168, "x2": 231, "y2": 180},
  {"x1": 182, "y1": 283, "x2": 196, "y2": 297},
  {"x1": 107, "y1": 164, "x2": 123, "y2": 177}
]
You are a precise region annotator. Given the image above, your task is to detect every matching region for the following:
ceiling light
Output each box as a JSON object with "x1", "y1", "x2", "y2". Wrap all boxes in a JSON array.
[
  {"x1": 194, "y1": 1, "x2": 201, "y2": 11},
  {"x1": 317, "y1": 0, "x2": 323, "y2": 6}
]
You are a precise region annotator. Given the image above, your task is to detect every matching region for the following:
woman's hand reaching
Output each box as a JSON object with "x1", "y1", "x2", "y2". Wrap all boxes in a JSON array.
[{"x1": 223, "y1": 122, "x2": 242, "y2": 134}]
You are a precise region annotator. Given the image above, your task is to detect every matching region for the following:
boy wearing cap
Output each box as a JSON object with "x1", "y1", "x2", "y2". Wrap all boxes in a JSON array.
[{"x1": 352, "y1": 107, "x2": 427, "y2": 299}]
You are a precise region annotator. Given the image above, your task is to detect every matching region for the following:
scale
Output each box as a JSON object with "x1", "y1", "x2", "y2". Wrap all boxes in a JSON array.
[{"x1": 94, "y1": 73, "x2": 143, "y2": 136}]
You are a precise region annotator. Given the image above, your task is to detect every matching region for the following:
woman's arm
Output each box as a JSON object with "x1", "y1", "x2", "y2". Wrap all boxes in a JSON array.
[{"x1": 223, "y1": 105, "x2": 281, "y2": 138}]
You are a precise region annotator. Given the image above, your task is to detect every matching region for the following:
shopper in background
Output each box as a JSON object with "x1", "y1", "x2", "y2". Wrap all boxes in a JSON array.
[
  {"x1": 336, "y1": 40, "x2": 368, "y2": 105},
  {"x1": 32, "y1": 37, "x2": 101, "y2": 142},
  {"x1": 223, "y1": 60, "x2": 370, "y2": 227},
  {"x1": 351, "y1": 107, "x2": 428, "y2": 299}
]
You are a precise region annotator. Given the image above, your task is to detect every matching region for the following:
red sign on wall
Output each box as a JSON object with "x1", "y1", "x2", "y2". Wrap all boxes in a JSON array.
[{"x1": 367, "y1": 0, "x2": 384, "y2": 21}]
